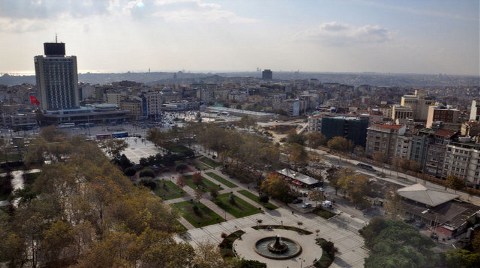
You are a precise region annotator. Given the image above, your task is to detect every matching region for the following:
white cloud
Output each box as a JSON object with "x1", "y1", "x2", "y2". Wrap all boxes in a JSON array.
[
  {"x1": 0, "y1": 18, "x2": 46, "y2": 32},
  {"x1": 151, "y1": 0, "x2": 256, "y2": 23},
  {"x1": 296, "y1": 21, "x2": 392, "y2": 45},
  {"x1": 0, "y1": 0, "x2": 111, "y2": 19}
]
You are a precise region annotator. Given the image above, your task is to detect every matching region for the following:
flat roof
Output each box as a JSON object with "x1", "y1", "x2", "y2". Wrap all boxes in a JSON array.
[{"x1": 277, "y1": 168, "x2": 319, "y2": 185}]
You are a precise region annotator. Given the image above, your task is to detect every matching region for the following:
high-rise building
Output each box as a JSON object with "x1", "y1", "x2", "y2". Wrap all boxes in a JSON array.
[
  {"x1": 262, "y1": 69, "x2": 273, "y2": 80},
  {"x1": 34, "y1": 42, "x2": 79, "y2": 111},
  {"x1": 470, "y1": 100, "x2": 480, "y2": 121}
]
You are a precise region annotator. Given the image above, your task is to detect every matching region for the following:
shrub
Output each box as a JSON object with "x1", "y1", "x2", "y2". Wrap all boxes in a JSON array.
[
  {"x1": 139, "y1": 168, "x2": 155, "y2": 178},
  {"x1": 193, "y1": 204, "x2": 201, "y2": 216},
  {"x1": 210, "y1": 188, "x2": 219, "y2": 199},
  {"x1": 259, "y1": 194, "x2": 269, "y2": 203},
  {"x1": 140, "y1": 179, "x2": 157, "y2": 190},
  {"x1": 124, "y1": 167, "x2": 137, "y2": 177}
]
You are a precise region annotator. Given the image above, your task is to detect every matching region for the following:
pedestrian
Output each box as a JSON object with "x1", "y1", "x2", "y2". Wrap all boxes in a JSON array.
[{"x1": 292, "y1": 210, "x2": 294, "y2": 215}]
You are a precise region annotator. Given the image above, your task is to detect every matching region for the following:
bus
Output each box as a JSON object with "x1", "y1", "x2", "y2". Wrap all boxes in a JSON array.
[
  {"x1": 96, "y1": 133, "x2": 112, "y2": 140},
  {"x1": 112, "y1": 131, "x2": 128, "y2": 138},
  {"x1": 58, "y1": 123, "x2": 75, "y2": 128}
]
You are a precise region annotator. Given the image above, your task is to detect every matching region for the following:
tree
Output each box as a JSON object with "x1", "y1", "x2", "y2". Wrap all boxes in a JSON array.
[
  {"x1": 383, "y1": 189, "x2": 403, "y2": 220},
  {"x1": 327, "y1": 136, "x2": 352, "y2": 153},
  {"x1": 445, "y1": 175, "x2": 465, "y2": 192},
  {"x1": 192, "y1": 172, "x2": 203, "y2": 186},
  {"x1": 472, "y1": 230, "x2": 480, "y2": 253},
  {"x1": 326, "y1": 167, "x2": 341, "y2": 195},
  {"x1": 176, "y1": 175, "x2": 186, "y2": 188},
  {"x1": 372, "y1": 151, "x2": 388, "y2": 164},
  {"x1": 286, "y1": 129, "x2": 306, "y2": 145},
  {"x1": 360, "y1": 218, "x2": 439, "y2": 268},
  {"x1": 6, "y1": 134, "x2": 202, "y2": 266},
  {"x1": 192, "y1": 242, "x2": 231, "y2": 268},
  {"x1": 287, "y1": 143, "x2": 308, "y2": 167},
  {"x1": 309, "y1": 189, "x2": 325, "y2": 206},
  {"x1": 194, "y1": 188, "x2": 204, "y2": 202},
  {"x1": 209, "y1": 187, "x2": 218, "y2": 200},
  {"x1": 99, "y1": 139, "x2": 128, "y2": 158},
  {"x1": 445, "y1": 249, "x2": 480, "y2": 268},
  {"x1": 260, "y1": 173, "x2": 294, "y2": 203},
  {"x1": 139, "y1": 168, "x2": 155, "y2": 178},
  {"x1": 337, "y1": 168, "x2": 370, "y2": 207},
  {"x1": 237, "y1": 116, "x2": 256, "y2": 129},
  {"x1": 40, "y1": 220, "x2": 75, "y2": 265},
  {"x1": 306, "y1": 132, "x2": 326, "y2": 148}
]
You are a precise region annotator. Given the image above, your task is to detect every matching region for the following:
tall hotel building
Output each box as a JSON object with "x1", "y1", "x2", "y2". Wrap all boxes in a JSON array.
[{"x1": 34, "y1": 42, "x2": 79, "y2": 111}]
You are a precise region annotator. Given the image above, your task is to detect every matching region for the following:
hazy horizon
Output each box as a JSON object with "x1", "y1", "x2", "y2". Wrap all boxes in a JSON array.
[{"x1": 1, "y1": 0, "x2": 479, "y2": 76}]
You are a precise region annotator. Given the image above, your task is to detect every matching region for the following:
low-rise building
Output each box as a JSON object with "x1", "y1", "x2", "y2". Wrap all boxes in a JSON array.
[{"x1": 396, "y1": 183, "x2": 479, "y2": 238}]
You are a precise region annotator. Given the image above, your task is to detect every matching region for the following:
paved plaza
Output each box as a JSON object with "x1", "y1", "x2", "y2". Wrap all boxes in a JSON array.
[{"x1": 117, "y1": 139, "x2": 368, "y2": 267}]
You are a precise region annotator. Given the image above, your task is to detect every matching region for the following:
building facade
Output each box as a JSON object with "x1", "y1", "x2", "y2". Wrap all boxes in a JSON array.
[
  {"x1": 322, "y1": 116, "x2": 369, "y2": 147},
  {"x1": 262, "y1": 69, "x2": 273, "y2": 80},
  {"x1": 365, "y1": 124, "x2": 406, "y2": 161},
  {"x1": 34, "y1": 42, "x2": 79, "y2": 111},
  {"x1": 443, "y1": 142, "x2": 480, "y2": 188}
]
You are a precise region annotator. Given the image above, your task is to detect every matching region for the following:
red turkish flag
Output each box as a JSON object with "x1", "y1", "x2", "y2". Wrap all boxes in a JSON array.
[{"x1": 30, "y1": 95, "x2": 40, "y2": 106}]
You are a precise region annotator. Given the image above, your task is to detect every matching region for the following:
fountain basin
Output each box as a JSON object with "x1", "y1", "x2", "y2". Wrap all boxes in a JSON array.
[{"x1": 254, "y1": 236, "x2": 302, "y2": 260}]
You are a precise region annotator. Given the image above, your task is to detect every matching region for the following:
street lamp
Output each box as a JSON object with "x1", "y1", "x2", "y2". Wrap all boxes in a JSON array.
[{"x1": 299, "y1": 257, "x2": 305, "y2": 268}]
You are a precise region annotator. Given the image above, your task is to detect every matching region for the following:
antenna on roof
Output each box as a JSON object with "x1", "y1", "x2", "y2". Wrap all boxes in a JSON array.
[{"x1": 55, "y1": 33, "x2": 58, "y2": 43}]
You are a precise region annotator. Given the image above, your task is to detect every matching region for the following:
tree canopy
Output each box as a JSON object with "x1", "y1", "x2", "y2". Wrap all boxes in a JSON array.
[
  {"x1": 360, "y1": 218, "x2": 439, "y2": 268},
  {"x1": 260, "y1": 173, "x2": 294, "y2": 203},
  {"x1": 1, "y1": 134, "x2": 199, "y2": 267}
]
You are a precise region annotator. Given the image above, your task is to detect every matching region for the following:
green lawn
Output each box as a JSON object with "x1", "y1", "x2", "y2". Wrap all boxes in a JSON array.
[
  {"x1": 172, "y1": 201, "x2": 224, "y2": 228},
  {"x1": 205, "y1": 172, "x2": 238, "y2": 188},
  {"x1": 214, "y1": 193, "x2": 261, "y2": 218},
  {"x1": 314, "y1": 208, "x2": 336, "y2": 219},
  {"x1": 193, "y1": 161, "x2": 210, "y2": 171},
  {"x1": 184, "y1": 175, "x2": 223, "y2": 192},
  {"x1": 237, "y1": 190, "x2": 278, "y2": 210},
  {"x1": 23, "y1": 172, "x2": 41, "y2": 185},
  {"x1": 198, "y1": 156, "x2": 222, "y2": 168},
  {"x1": 154, "y1": 180, "x2": 186, "y2": 200}
]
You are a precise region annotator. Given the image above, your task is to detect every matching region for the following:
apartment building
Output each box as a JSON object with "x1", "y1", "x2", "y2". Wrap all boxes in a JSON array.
[
  {"x1": 443, "y1": 142, "x2": 480, "y2": 188},
  {"x1": 365, "y1": 124, "x2": 406, "y2": 161}
]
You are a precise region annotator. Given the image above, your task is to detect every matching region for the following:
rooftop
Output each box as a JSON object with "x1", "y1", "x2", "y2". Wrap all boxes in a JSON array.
[
  {"x1": 277, "y1": 168, "x2": 319, "y2": 186},
  {"x1": 397, "y1": 184, "x2": 459, "y2": 207}
]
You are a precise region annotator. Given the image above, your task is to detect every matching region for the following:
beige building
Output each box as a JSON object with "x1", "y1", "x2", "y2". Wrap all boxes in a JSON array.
[
  {"x1": 366, "y1": 124, "x2": 406, "y2": 161},
  {"x1": 391, "y1": 105, "x2": 413, "y2": 123},
  {"x1": 120, "y1": 99, "x2": 143, "y2": 120},
  {"x1": 105, "y1": 92, "x2": 127, "y2": 106},
  {"x1": 400, "y1": 90, "x2": 435, "y2": 121}
]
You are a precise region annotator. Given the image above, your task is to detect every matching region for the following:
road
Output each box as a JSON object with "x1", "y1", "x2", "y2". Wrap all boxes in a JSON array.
[{"x1": 311, "y1": 147, "x2": 480, "y2": 207}]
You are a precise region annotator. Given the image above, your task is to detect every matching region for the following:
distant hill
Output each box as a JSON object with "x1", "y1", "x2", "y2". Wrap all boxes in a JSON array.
[{"x1": 1, "y1": 71, "x2": 478, "y2": 87}]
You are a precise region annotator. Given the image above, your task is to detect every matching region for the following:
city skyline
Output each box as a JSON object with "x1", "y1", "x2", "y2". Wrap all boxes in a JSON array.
[{"x1": 0, "y1": 0, "x2": 479, "y2": 76}]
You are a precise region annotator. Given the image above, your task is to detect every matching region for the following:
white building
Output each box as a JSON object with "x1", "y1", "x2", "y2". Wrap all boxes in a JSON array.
[
  {"x1": 470, "y1": 100, "x2": 480, "y2": 121},
  {"x1": 443, "y1": 142, "x2": 480, "y2": 187}
]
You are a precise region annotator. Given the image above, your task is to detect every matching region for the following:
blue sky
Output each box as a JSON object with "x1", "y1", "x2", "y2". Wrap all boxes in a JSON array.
[{"x1": 0, "y1": 0, "x2": 478, "y2": 75}]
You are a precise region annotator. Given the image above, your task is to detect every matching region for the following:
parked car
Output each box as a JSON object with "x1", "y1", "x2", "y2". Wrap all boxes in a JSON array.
[
  {"x1": 302, "y1": 203, "x2": 312, "y2": 209},
  {"x1": 292, "y1": 198, "x2": 302, "y2": 204},
  {"x1": 414, "y1": 221, "x2": 425, "y2": 229}
]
